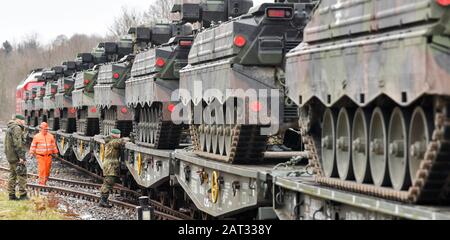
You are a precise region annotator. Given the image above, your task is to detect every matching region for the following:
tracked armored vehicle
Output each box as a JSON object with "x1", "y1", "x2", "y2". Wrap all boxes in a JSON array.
[
  {"x1": 126, "y1": 21, "x2": 193, "y2": 149},
  {"x1": 55, "y1": 58, "x2": 87, "y2": 134},
  {"x1": 43, "y1": 66, "x2": 69, "y2": 132},
  {"x1": 121, "y1": 6, "x2": 195, "y2": 199},
  {"x1": 285, "y1": 0, "x2": 450, "y2": 204},
  {"x1": 94, "y1": 37, "x2": 134, "y2": 137},
  {"x1": 55, "y1": 56, "x2": 94, "y2": 157},
  {"x1": 179, "y1": 0, "x2": 315, "y2": 163},
  {"x1": 71, "y1": 44, "x2": 113, "y2": 165}
]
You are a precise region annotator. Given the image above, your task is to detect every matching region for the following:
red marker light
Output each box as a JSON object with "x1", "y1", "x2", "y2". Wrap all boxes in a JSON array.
[
  {"x1": 437, "y1": 0, "x2": 450, "y2": 6},
  {"x1": 69, "y1": 108, "x2": 76, "y2": 114},
  {"x1": 113, "y1": 73, "x2": 120, "y2": 79},
  {"x1": 179, "y1": 40, "x2": 193, "y2": 47},
  {"x1": 267, "y1": 9, "x2": 287, "y2": 18},
  {"x1": 121, "y1": 107, "x2": 128, "y2": 114},
  {"x1": 84, "y1": 79, "x2": 90, "y2": 85},
  {"x1": 250, "y1": 101, "x2": 263, "y2": 112},
  {"x1": 155, "y1": 57, "x2": 166, "y2": 68},
  {"x1": 234, "y1": 35, "x2": 247, "y2": 48},
  {"x1": 168, "y1": 104, "x2": 176, "y2": 113},
  {"x1": 90, "y1": 107, "x2": 97, "y2": 113}
]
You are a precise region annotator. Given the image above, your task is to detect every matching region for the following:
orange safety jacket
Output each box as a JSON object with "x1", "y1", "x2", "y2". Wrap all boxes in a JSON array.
[{"x1": 30, "y1": 132, "x2": 59, "y2": 156}]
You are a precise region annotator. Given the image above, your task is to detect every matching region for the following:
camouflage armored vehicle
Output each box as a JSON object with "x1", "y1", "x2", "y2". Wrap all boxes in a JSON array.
[
  {"x1": 38, "y1": 67, "x2": 64, "y2": 126},
  {"x1": 94, "y1": 37, "x2": 134, "y2": 137},
  {"x1": 43, "y1": 65, "x2": 68, "y2": 131},
  {"x1": 285, "y1": 0, "x2": 450, "y2": 204},
  {"x1": 126, "y1": 21, "x2": 193, "y2": 149},
  {"x1": 72, "y1": 43, "x2": 115, "y2": 137},
  {"x1": 119, "y1": 5, "x2": 196, "y2": 197},
  {"x1": 179, "y1": 0, "x2": 316, "y2": 163},
  {"x1": 55, "y1": 58, "x2": 87, "y2": 134}
]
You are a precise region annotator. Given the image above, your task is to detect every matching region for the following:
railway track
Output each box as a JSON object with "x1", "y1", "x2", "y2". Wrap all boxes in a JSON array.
[
  {"x1": 0, "y1": 178, "x2": 180, "y2": 220},
  {"x1": 0, "y1": 166, "x2": 136, "y2": 197},
  {"x1": 0, "y1": 162, "x2": 193, "y2": 220}
]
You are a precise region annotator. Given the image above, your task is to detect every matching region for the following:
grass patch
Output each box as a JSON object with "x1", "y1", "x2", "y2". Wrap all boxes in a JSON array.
[{"x1": 0, "y1": 189, "x2": 72, "y2": 220}]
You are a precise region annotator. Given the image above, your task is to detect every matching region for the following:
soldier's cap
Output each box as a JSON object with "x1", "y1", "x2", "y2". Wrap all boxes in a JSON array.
[
  {"x1": 15, "y1": 114, "x2": 26, "y2": 121},
  {"x1": 111, "y1": 129, "x2": 121, "y2": 135}
]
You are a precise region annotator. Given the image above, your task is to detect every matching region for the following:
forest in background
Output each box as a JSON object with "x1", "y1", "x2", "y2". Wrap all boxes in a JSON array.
[{"x1": 0, "y1": 0, "x2": 173, "y2": 122}]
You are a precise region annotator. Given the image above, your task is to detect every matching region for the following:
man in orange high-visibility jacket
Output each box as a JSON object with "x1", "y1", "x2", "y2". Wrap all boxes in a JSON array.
[{"x1": 29, "y1": 122, "x2": 59, "y2": 185}]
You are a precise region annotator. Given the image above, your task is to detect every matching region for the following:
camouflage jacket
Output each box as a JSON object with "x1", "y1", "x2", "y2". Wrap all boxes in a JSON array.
[
  {"x1": 102, "y1": 137, "x2": 124, "y2": 177},
  {"x1": 4, "y1": 120, "x2": 26, "y2": 163}
]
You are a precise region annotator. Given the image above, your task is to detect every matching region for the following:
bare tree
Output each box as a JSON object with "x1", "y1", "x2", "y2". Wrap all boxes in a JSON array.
[
  {"x1": 108, "y1": 6, "x2": 145, "y2": 39},
  {"x1": 143, "y1": 0, "x2": 175, "y2": 25},
  {"x1": 0, "y1": 34, "x2": 104, "y2": 121}
]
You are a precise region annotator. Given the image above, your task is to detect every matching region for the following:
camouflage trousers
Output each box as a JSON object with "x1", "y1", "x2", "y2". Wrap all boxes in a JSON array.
[
  {"x1": 100, "y1": 176, "x2": 117, "y2": 198},
  {"x1": 8, "y1": 162, "x2": 27, "y2": 196}
]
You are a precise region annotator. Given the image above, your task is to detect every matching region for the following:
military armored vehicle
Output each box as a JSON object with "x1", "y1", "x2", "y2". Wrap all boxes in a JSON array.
[
  {"x1": 179, "y1": 0, "x2": 315, "y2": 163},
  {"x1": 126, "y1": 20, "x2": 194, "y2": 149},
  {"x1": 55, "y1": 59, "x2": 86, "y2": 134},
  {"x1": 94, "y1": 37, "x2": 134, "y2": 137},
  {"x1": 43, "y1": 66, "x2": 68, "y2": 131},
  {"x1": 285, "y1": 0, "x2": 450, "y2": 204},
  {"x1": 72, "y1": 43, "x2": 114, "y2": 137}
]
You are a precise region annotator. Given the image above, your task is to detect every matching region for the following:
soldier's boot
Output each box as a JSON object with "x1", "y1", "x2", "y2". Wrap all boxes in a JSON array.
[
  {"x1": 9, "y1": 194, "x2": 18, "y2": 201},
  {"x1": 18, "y1": 194, "x2": 29, "y2": 201},
  {"x1": 99, "y1": 196, "x2": 112, "y2": 208}
]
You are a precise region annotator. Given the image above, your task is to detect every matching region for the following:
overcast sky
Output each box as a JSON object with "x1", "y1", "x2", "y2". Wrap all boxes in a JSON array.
[{"x1": 0, "y1": 0, "x2": 272, "y2": 45}]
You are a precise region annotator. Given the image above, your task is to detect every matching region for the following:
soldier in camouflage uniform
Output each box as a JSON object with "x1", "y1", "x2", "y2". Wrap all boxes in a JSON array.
[
  {"x1": 99, "y1": 129, "x2": 124, "y2": 208},
  {"x1": 4, "y1": 114, "x2": 28, "y2": 201}
]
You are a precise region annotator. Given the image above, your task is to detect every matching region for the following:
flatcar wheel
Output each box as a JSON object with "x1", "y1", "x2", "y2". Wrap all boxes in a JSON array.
[
  {"x1": 388, "y1": 107, "x2": 410, "y2": 190},
  {"x1": 352, "y1": 108, "x2": 371, "y2": 183},
  {"x1": 369, "y1": 108, "x2": 390, "y2": 187},
  {"x1": 321, "y1": 109, "x2": 337, "y2": 178},
  {"x1": 336, "y1": 108, "x2": 353, "y2": 180},
  {"x1": 409, "y1": 107, "x2": 431, "y2": 184}
]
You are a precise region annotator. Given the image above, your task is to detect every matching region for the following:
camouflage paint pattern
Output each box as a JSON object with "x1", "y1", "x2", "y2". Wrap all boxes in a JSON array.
[{"x1": 286, "y1": 0, "x2": 450, "y2": 108}]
